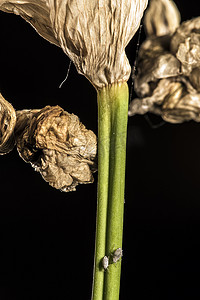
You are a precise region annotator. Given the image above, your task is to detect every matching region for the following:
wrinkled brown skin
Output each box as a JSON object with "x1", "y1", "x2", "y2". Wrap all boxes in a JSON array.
[
  {"x1": 0, "y1": 95, "x2": 97, "y2": 192},
  {"x1": 129, "y1": 13, "x2": 200, "y2": 124}
]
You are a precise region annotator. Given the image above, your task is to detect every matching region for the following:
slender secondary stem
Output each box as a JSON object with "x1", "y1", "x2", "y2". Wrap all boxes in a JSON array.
[{"x1": 92, "y1": 82, "x2": 129, "y2": 300}]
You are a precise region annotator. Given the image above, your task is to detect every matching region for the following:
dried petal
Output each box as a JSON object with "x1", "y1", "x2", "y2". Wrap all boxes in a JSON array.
[
  {"x1": 134, "y1": 35, "x2": 181, "y2": 97},
  {"x1": 170, "y1": 17, "x2": 200, "y2": 75},
  {"x1": 0, "y1": 93, "x2": 16, "y2": 154},
  {"x1": 15, "y1": 106, "x2": 97, "y2": 191},
  {"x1": 129, "y1": 79, "x2": 200, "y2": 123},
  {"x1": 189, "y1": 68, "x2": 200, "y2": 92},
  {"x1": 0, "y1": 0, "x2": 59, "y2": 46},
  {"x1": 0, "y1": 0, "x2": 148, "y2": 89},
  {"x1": 144, "y1": 0, "x2": 180, "y2": 36}
]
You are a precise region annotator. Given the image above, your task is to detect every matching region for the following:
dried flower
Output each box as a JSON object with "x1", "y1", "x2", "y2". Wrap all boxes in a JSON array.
[
  {"x1": 129, "y1": 0, "x2": 200, "y2": 123},
  {"x1": 0, "y1": 93, "x2": 97, "y2": 191},
  {"x1": 0, "y1": 0, "x2": 148, "y2": 89}
]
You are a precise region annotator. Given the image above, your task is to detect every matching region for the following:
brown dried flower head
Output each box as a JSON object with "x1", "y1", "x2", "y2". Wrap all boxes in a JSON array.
[
  {"x1": 129, "y1": 0, "x2": 200, "y2": 123},
  {"x1": 0, "y1": 93, "x2": 97, "y2": 192},
  {"x1": 0, "y1": 0, "x2": 148, "y2": 89}
]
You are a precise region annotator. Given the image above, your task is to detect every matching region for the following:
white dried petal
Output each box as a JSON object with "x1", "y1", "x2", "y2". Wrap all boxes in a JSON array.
[
  {"x1": 144, "y1": 0, "x2": 180, "y2": 37},
  {"x1": 0, "y1": 0, "x2": 148, "y2": 89}
]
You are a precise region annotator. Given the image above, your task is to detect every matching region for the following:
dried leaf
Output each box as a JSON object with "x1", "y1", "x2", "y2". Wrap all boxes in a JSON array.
[{"x1": 0, "y1": 0, "x2": 148, "y2": 89}]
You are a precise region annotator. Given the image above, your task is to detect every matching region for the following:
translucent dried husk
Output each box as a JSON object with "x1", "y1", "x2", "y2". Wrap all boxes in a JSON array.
[
  {"x1": 0, "y1": 0, "x2": 148, "y2": 89},
  {"x1": 129, "y1": 0, "x2": 200, "y2": 124},
  {"x1": 0, "y1": 93, "x2": 97, "y2": 191}
]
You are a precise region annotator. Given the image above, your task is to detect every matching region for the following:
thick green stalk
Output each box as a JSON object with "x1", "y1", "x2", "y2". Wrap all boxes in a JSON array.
[{"x1": 92, "y1": 82, "x2": 129, "y2": 300}]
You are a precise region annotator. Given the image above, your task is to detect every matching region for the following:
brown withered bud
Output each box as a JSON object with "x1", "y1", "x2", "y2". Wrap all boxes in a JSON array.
[
  {"x1": 129, "y1": 0, "x2": 200, "y2": 124},
  {"x1": 0, "y1": 93, "x2": 97, "y2": 192}
]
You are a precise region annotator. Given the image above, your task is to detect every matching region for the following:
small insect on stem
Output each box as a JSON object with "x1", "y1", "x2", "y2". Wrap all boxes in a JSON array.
[
  {"x1": 102, "y1": 256, "x2": 109, "y2": 271},
  {"x1": 112, "y1": 248, "x2": 123, "y2": 264}
]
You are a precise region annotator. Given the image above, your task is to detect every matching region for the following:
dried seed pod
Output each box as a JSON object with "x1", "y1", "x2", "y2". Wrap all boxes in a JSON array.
[
  {"x1": 15, "y1": 105, "x2": 97, "y2": 192},
  {"x1": 129, "y1": 2, "x2": 200, "y2": 124},
  {"x1": 0, "y1": 93, "x2": 16, "y2": 154}
]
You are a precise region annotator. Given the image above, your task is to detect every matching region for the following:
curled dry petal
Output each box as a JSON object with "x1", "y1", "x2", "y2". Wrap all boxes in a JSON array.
[
  {"x1": 0, "y1": 93, "x2": 16, "y2": 154},
  {"x1": 0, "y1": 96, "x2": 97, "y2": 191},
  {"x1": 0, "y1": 0, "x2": 148, "y2": 89},
  {"x1": 129, "y1": 1, "x2": 200, "y2": 124}
]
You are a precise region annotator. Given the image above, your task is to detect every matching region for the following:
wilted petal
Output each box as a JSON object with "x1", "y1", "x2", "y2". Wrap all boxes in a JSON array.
[
  {"x1": 134, "y1": 35, "x2": 181, "y2": 98},
  {"x1": 129, "y1": 79, "x2": 200, "y2": 123},
  {"x1": 0, "y1": 0, "x2": 59, "y2": 46},
  {"x1": 144, "y1": 0, "x2": 180, "y2": 36},
  {"x1": 171, "y1": 17, "x2": 200, "y2": 75},
  {"x1": 0, "y1": 0, "x2": 148, "y2": 89}
]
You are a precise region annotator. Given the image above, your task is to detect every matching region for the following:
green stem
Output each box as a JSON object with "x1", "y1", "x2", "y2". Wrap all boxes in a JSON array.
[{"x1": 92, "y1": 82, "x2": 129, "y2": 300}]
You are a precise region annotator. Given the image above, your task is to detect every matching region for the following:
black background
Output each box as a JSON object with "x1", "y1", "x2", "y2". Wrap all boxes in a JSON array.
[{"x1": 0, "y1": 1, "x2": 200, "y2": 299}]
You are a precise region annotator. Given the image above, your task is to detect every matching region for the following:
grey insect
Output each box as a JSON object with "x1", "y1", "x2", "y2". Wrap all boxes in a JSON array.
[
  {"x1": 112, "y1": 248, "x2": 123, "y2": 263},
  {"x1": 102, "y1": 255, "x2": 109, "y2": 270}
]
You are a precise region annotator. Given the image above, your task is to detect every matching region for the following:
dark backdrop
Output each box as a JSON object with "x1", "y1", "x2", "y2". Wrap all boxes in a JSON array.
[{"x1": 0, "y1": 1, "x2": 200, "y2": 299}]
